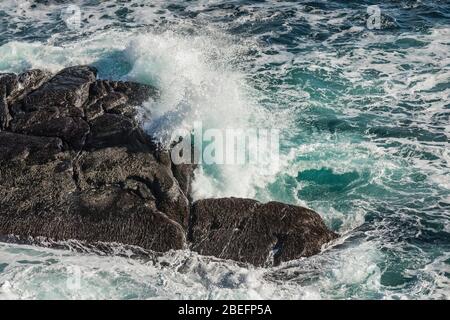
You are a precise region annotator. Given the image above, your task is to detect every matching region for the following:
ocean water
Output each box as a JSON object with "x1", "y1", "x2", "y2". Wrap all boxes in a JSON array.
[{"x1": 0, "y1": 0, "x2": 449, "y2": 300}]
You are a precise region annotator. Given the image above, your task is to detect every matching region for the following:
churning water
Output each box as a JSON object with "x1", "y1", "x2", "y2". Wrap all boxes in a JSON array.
[{"x1": 0, "y1": 0, "x2": 449, "y2": 299}]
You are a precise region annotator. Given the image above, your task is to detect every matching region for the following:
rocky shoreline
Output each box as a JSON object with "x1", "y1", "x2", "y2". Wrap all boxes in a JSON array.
[{"x1": 0, "y1": 66, "x2": 337, "y2": 267}]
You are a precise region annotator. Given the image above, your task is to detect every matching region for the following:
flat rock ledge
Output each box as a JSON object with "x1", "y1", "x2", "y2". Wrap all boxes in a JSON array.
[{"x1": 0, "y1": 66, "x2": 337, "y2": 267}]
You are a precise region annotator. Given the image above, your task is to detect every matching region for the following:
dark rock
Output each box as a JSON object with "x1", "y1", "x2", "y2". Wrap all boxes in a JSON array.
[
  {"x1": 85, "y1": 79, "x2": 158, "y2": 121},
  {"x1": 170, "y1": 139, "x2": 198, "y2": 200},
  {"x1": 66, "y1": 186, "x2": 186, "y2": 251},
  {"x1": 190, "y1": 198, "x2": 338, "y2": 267},
  {"x1": 0, "y1": 65, "x2": 336, "y2": 265},
  {"x1": 0, "y1": 74, "x2": 16, "y2": 130},
  {"x1": 0, "y1": 94, "x2": 11, "y2": 130},
  {"x1": 0, "y1": 133, "x2": 77, "y2": 227},
  {"x1": 24, "y1": 66, "x2": 96, "y2": 111},
  {"x1": 1, "y1": 70, "x2": 50, "y2": 104},
  {"x1": 75, "y1": 141, "x2": 190, "y2": 227},
  {"x1": 0, "y1": 65, "x2": 189, "y2": 253},
  {"x1": 0, "y1": 131, "x2": 64, "y2": 164},
  {"x1": 0, "y1": 74, "x2": 18, "y2": 98},
  {"x1": 109, "y1": 80, "x2": 159, "y2": 106},
  {"x1": 11, "y1": 113, "x2": 90, "y2": 150},
  {"x1": 172, "y1": 163, "x2": 196, "y2": 200},
  {"x1": 86, "y1": 113, "x2": 138, "y2": 149},
  {"x1": 0, "y1": 185, "x2": 186, "y2": 252},
  {"x1": 0, "y1": 70, "x2": 50, "y2": 129}
]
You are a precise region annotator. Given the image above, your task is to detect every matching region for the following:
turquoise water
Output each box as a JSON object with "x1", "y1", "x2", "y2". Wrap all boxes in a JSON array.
[{"x1": 0, "y1": 0, "x2": 449, "y2": 299}]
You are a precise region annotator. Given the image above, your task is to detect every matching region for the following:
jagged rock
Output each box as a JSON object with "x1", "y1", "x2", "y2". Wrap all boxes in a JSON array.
[
  {"x1": 0, "y1": 74, "x2": 16, "y2": 129},
  {"x1": 0, "y1": 70, "x2": 50, "y2": 130},
  {"x1": 0, "y1": 131, "x2": 64, "y2": 164},
  {"x1": 0, "y1": 66, "x2": 190, "y2": 253},
  {"x1": 172, "y1": 163, "x2": 196, "y2": 200},
  {"x1": 0, "y1": 65, "x2": 336, "y2": 265},
  {"x1": 11, "y1": 113, "x2": 90, "y2": 150},
  {"x1": 23, "y1": 66, "x2": 96, "y2": 111},
  {"x1": 0, "y1": 97, "x2": 12, "y2": 131},
  {"x1": 76, "y1": 141, "x2": 190, "y2": 227},
  {"x1": 190, "y1": 198, "x2": 338, "y2": 267},
  {"x1": 85, "y1": 79, "x2": 157, "y2": 121}
]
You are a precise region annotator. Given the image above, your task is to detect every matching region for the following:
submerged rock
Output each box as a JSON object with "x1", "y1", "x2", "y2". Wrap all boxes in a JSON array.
[{"x1": 0, "y1": 65, "x2": 337, "y2": 266}]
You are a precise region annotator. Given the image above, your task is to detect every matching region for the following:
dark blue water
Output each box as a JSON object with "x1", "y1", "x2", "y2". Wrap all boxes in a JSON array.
[{"x1": 0, "y1": 0, "x2": 449, "y2": 299}]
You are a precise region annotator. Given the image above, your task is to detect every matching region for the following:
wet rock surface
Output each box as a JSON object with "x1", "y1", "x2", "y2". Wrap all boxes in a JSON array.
[
  {"x1": 0, "y1": 66, "x2": 188, "y2": 252},
  {"x1": 190, "y1": 198, "x2": 338, "y2": 266},
  {"x1": 0, "y1": 66, "x2": 337, "y2": 266}
]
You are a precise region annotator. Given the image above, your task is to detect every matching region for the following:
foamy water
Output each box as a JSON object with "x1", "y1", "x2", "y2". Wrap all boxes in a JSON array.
[{"x1": 0, "y1": 0, "x2": 449, "y2": 299}]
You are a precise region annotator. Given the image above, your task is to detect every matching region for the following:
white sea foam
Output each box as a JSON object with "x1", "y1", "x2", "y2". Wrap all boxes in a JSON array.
[
  {"x1": 0, "y1": 240, "x2": 383, "y2": 300},
  {"x1": 0, "y1": 1, "x2": 449, "y2": 300}
]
